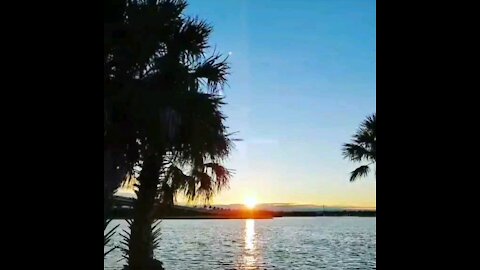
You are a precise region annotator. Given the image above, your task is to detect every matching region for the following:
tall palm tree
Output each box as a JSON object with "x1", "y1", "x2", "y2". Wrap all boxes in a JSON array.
[
  {"x1": 107, "y1": 1, "x2": 235, "y2": 269},
  {"x1": 104, "y1": 0, "x2": 183, "y2": 220},
  {"x1": 123, "y1": 81, "x2": 233, "y2": 270},
  {"x1": 342, "y1": 113, "x2": 376, "y2": 182},
  {"x1": 104, "y1": 0, "x2": 182, "y2": 266}
]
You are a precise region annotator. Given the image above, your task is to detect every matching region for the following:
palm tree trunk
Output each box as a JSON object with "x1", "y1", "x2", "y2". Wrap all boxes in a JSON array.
[{"x1": 128, "y1": 154, "x2": 161, "y2": 269}]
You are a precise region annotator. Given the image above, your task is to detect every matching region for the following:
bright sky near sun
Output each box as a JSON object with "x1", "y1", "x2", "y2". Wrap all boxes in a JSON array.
[{"x1": 117, "y1": 0, "x2": 376, "y2": 208}]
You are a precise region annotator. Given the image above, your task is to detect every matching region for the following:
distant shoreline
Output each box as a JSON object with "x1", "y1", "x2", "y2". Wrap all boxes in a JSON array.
[
  {"x1": 111, "y1": 216, "x2": 275, "y2": 220},
  {"x1": 109, "y1": 197, "x2": 375, "y2": 220},
  {"x1": 108, "y1": 209, "x2": 376, "y2": 220},
  {"x1": 110, "y1": 216, "x2": 375, "y2": 220}
]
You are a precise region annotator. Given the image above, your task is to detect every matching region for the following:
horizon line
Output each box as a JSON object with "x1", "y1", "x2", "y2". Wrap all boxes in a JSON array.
[{"x1": 114, "y1": 194, "x2": 375, "y2": 209}]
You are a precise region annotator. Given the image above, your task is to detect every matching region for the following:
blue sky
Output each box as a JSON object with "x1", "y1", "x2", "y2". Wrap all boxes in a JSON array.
[{"x1": 183, "y1": 0, "x2": 376, "y2": 207}]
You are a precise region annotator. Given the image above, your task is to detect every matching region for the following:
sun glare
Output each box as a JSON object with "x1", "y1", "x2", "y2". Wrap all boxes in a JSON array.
[{"x1": 244, "y1": 197, "x2": 257, "y2": 209}]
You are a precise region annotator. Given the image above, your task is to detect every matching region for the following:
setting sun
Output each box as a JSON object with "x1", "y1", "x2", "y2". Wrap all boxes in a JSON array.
[{"x1": 244, "y1": 197, "x2": 257, "y2": 209}]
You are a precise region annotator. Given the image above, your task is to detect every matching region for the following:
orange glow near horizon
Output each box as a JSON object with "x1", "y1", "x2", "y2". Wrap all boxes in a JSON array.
[{"x1": 113, "y1": 177, "x2": 376, "y2": 209}]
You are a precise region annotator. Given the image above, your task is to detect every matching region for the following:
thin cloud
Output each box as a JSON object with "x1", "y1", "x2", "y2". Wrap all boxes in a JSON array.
[{"x1": 248, "y1": 138, "x2": 279, "y2": 145}]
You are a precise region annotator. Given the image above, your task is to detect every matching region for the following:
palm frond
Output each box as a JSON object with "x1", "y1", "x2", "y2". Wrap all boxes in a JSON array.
[
  {"x1": 119, "y1": 218, "x2": 163, "y2": 265},
  {"x1": 192, "y1": 54, "x2": 230, "y2": 93},
  {"x1": 342, "y1": 143, "x2": 373, "y2": 162},
  {"x1": 361, "y1": 113, "x2": 376, "y2": 132},
  {"x1": 343, "y1": 113, "x2": 375, "y2": 162},
  {"x1": 176, "y1": 16, "x2": 212, "y2": 59},
  {"x1": 191, "y1": 170, "x2": 213, "y2": 200},
  {"x1": 119, "y1": 219, "x2": 133, "y2": 263},
  {"x1": 172, "y1": 92, "x2": 232, "y2": 162},
  {"x1": 150, "y1": 220, "x2": 162, "y2": 250},
  {"x1": 104, "y1": 219, "x2": 120, "y2": 257},
  {"x1": 204, "y1": 162, "x2": 231, "y2": 191},
  {"x1": 343, "y1": 113, "x2": 375, "y2": 182},
  {"x1": 349, "y1": 165, "x2": 371, "y2": 182}
]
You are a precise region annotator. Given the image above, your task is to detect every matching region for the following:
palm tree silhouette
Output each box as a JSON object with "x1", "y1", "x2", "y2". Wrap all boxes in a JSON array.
[
  {"x1": 342, "y1": 113, "x2": 376, "y2": 182},
  {"x1": 104, "y1": 1, "x2": 234, "y2": 269}
]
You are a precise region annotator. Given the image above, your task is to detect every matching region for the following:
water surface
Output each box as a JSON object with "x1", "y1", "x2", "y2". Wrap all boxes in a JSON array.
[{"x1": 105, "y1": 217, "x2": 376, "y2": 269}]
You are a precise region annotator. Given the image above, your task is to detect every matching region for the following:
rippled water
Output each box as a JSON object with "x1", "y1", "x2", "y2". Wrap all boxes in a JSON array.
[{"x1": 105, "y1": 217, "x2": 376, "y2": 269}]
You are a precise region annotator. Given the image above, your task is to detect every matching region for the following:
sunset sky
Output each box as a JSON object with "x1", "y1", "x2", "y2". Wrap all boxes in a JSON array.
[{"x1": 119, "y1": 0, "x2": 376, "y2": 208}]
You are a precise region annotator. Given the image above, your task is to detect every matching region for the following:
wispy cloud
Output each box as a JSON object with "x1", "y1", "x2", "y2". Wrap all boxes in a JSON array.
[{"x1": 248, "y1": 138, "x2": 279, "y2": 145}]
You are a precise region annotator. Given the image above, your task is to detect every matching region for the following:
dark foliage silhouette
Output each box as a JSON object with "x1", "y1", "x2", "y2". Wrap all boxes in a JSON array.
[
  {"x1": 104, "y1": 219, "x2": 120, "y2": 257},
  {"x1": 342, "y1": 113, "x2": 376, "y2": 182},
  {"x1": 105, "y1": 1, "x2": 234, "y2": 269}
]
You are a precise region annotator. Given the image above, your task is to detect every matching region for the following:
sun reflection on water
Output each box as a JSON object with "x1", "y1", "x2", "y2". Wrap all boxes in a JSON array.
[
  {"x1": 245, "y1": 219, "x2": 255, "y2": 250},
  {"x1": 243, "y1": 219, "x2": 256, "y2": 268}
]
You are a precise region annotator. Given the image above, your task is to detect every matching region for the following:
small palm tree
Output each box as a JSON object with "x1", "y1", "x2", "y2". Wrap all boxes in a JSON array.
[{"x1": 342, "y1": 113, "x2": 376, "y2": 182}]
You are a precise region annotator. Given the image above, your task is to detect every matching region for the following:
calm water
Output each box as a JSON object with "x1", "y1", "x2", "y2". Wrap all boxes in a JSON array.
[{"x1": 105, "y1": 217, "x2": 376, "y2": 269}]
